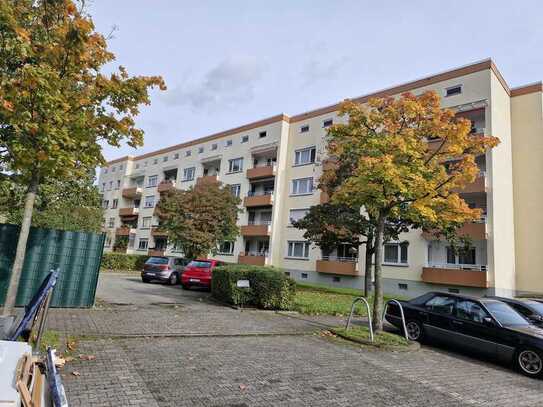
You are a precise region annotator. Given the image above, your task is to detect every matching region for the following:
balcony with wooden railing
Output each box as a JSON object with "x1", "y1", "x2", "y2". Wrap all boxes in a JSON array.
[
  {"x1": 119, "y1": 207, "x2": 139, "y2": 217},
  {"x1": 151, "y1": 227, "x2": 168, "y2": 237},
  {"x1": 423, "y1": 217, "x2": 487, "y2": 241},
  {"x1": 157, "y1": 180, "x2": 176, "y2": 193},
  {"x1": 148, "y1": 249, "x2": 166, "y2": 257},
  {"x1": 421, "y1": 264, "x2": 488, "y2": 288},
  {"x1": 238, "y1": 252, "x2": 268, "y2": 266},
  {"x1": 316, "y1": 256, "x2": 359, "y2": 276},
  {"x1": 240, "y1": 221, "x2": 271, "y2": 237},
  {"x1": 115, "y1": 226, "x2": 136, "y2": 236},
  {"x1": 122, "y1": 186, "x2": 142, "y2": 199},
  {"x1": 196, "y1": 175, "x2": 219, "y2": 185},
  {"x1": 243, "y1": 191, "x2": 273, "y2": 207},
  {"x1": 246, "y1": 164, "x2": 276, "y2": 180}
]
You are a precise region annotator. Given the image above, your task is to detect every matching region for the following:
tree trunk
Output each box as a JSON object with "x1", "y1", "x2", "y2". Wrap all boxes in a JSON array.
[
  {"x1": 371, "y1": 214, "x2": 386, "y2": 331},
  {"x1": 3, "y1": 174, "x2": 39, "y2": 316},
  {"x1": 364, "y1": 239, "x2": 373, "y2": 297}
]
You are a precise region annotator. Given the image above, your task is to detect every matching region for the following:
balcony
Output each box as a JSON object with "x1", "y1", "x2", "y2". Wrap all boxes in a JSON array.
[
  {"x1": 422, "y1": 264, "x2": 488, "y2": 288},
  {"x1": 243, "y1": 192, "x2": 273, "y2": 207},
  {"x1": 240, "y1": 222, "x2": 271, "y2": 237},
  {"x1": 148, "y1": 249, "x2": 166, "y2": 257},
  {"x1": 247, "y1": 164, "x2": 276, "y2": 180},
  {"x1": 151, "y1": 227, "x2": 168, "y2": 237},
  {"x1": 122, "y1": 187, "x2": 142, "y2": 199},
  {"x1": 115, "y1": 226, "x2": 136, "y2": 236},
  {"x1": 316, "y1": 257, "x2": 359, "y2": 276},
  {"x1": 119, "y1": 207, "x2": 139, "y2": 217},
  {"x1": 238, "y1": 252, "x2": 267, "y2": 266},
  {"x1": 157, "y1": 180, "x2": 175, "y2": 193},
  {"x1": 196, "y1": 175, "x2": 218, "y2": 185},
  {"x1": 423, "y1": 219, "x2": 487, "y2": 241}
]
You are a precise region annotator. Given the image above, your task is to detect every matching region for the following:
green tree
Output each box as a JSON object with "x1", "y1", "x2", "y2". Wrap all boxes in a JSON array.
[
  {"x1": 0, "y1": 0, "x2": 165, "y2": 314},
  {"x1": 321, "y1": 92, "x2": 499, "y2": 330},
  {"x1": 156, "y1": 182, "x2": 241, "y2": 260}
]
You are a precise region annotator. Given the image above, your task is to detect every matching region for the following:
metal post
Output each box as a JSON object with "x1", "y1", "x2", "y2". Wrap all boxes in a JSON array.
[
  {"x1": 345, "y1": 297, "x2": 373, "y2": 343},
  {"x1": 35, "y1": 290, "x2": 53, "y2": 352},
  {"x1": 382, "y1": 299, "x2": 409, "y2": 341}
]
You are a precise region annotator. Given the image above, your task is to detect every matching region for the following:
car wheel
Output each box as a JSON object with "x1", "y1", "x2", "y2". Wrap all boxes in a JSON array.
[
  {"x1": 405, "y1": 320, "x2": 424, "y2": 342},
  {"x1": 516, "y1": 348, "x2": 543, "y2": 377},
  {"x1": 142, "y1": 277, "x2": 150, "y2": 283},
  {"x1": 169, "y1": 273, "x2": 178, "y2": 285},
  {"x1": 181, "y1": 284, "x2": 189, "y2": 290}
]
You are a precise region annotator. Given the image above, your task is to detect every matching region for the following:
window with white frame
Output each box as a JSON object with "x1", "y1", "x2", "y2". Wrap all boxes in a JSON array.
[
  {"x1": 163, "y1": 156, "x2": 168, "y2": 162},
  {"x1": 211, "y1": 143, "x2": 218, "y2": 151},
  {"x1": 218, "y1": 241, "x2": 235, "y2": 255},
  {"x1": 300, "y1": 125, "x2": 309, "y2": 133},
  {"x1": 241, "y1": 135, "x2": 249, "y2": 143},
  {"x1": 183, "y1": 167, "x2": 195, "y2": 181},
  {"x1": 108, "y1": 217, "x2": 115, "y2": 228},
  {"x1": 138, "y1": 238, "x2": 149, "y2": 250},
  {"x1": 141, "y1": 217, "x2": 152, "y2": 229},
  {"x1": 185, "y1": 150, "x2": 192, "y2": 157},
  {"x1": 230, "y1": 184, "x2": 241, "y2": 197},
  {"x1": 116, "y1": 180, "x2": 121, "y2": 190},
  {"x1": 147, "y1": 175, "x2": 158, "y2": 187},
  {"x1": 228, "y1": 158, "x2": 243, "y2": 173},
  {"x1": 198, "y1": 146, "x2": 204, "y2": 154},
  {"x1": 112, "y1": 166, "x2": 116, "y2": 173},
  {"x1": 289, "y1": 208, "x2": 309, "y2": 224},
  {"x1": 323, "y1": 119, "x2": 333, "y2": 127},
  {"x1": 294, "y1": 146, "x2": 316, "y2": 165},
  {"x1": 144, "y1": 195, "x2": 155, "y2": 208},
  {"x1": 102, "y1": 200, "x2": 109, "y2": 209},
  {"x1": 108, "y1": 181, "x2": 113, "y2": 190},
  {"x1": 259, "y1": 131, "x2": 267, "y2": 138},
  {"x1": 119, "y1": 164, "x2": 123, "y2": 170},
  {"x1": 383, "y1": 242, "x2": 409, "y2": 265},
  {"x1": 153, "y1": 158, "x2": 158, "y2": 165},
  {"x1": 101, "y1": 183, "x2": 106, "y2": 192},
  {"x1": 291, "y1": 177, "x2": 313, "y2": 195},
  {"x1": 173, "y1": 153, "x2": 179, "y2": 160},
  {"x1": 105, "y1": 235, "x2": 112, "y2": 247},
  {"x1": 287, "y1": 241, "x2": 310, "y2": 259},
  {"x1": 445, "y1": 85, "x2": 462, "y2": 97},
  {"x1": 225, "y1": 139, "x2": 232, "y2": 147},
  {"x1": 112, "y1": 199, "x2": 118, "y2": 209},
  {"x1": 128, "y1": 234, "x2": 135, "y2": 248}
]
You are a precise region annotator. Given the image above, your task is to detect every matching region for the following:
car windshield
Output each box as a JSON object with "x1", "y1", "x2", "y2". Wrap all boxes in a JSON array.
[
  {"x1": 526, "y1": 301, "x2": 543, "y2": 315},
  {"x1": 485, "y1": 302, "x2": 529, "y2": 326},
  {"x1": 188, "y1": 260, "x2": 211, "y2": 268},
  {"x1": 146, "y1": 257, "x2": 168, "y2": 265}
]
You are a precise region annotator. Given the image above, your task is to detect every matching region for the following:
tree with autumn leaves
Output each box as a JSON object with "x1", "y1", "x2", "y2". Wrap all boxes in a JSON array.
[
  {"x1": 0, "y1": 0, "x2": 165, "y2": 315},
  {"x1": 320, "y1": 91, "x2": 499, "y2": 331}
]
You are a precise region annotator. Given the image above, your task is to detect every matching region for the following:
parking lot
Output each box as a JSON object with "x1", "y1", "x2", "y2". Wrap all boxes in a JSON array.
[{"x1": 52, "y1": 274, "x2": 543, "y2": 406}]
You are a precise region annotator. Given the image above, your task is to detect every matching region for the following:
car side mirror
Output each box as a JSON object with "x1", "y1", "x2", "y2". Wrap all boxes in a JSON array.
[
  {"x1": 530, "y1": 315, "x2": 543, "y2": 322},
  {"x1": 483, "y1": 317, "x2": 495, "y2": 327}
]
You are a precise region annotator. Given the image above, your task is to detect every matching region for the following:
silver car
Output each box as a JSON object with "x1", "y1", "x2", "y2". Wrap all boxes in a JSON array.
[{"x1": 141, "y1": 257, "x2": 190, "y2": 285}]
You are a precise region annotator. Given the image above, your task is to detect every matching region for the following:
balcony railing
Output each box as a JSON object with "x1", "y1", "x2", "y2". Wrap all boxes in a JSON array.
[
  {"x1": 426, "y1": 263, "x2": 487, "y2": 271},
  {"x1": 241, "y1": 224, "x2": 271, "y2": 236},
  {"x1": 157, "y1": 180, "x2": 176, "y2": 193},
  {"x1": 316, "y1": 257, "x2": 359, "y2": 276},
  {"x1": 119, "y1": 207, "x2": 139, "y2": 217},
  {"x1": 247, "y1": 220, "x2": 272, "y2": 225},
  {"x1": 115, "y1": 226, "x2": 136, "y2": 236},
  {"x1": 244, "y1": 193, "x2": 273, "y2": 207},
  {"x1": 247, "y1": 190, "x2": 273, "y2": 197},
  {"x1": 422, "y1": 264, "x2": 488, "y2": 288},
  {"x1": 321, "y1": 256, "x2": 358, "y2": 263},
  {"x1": 196, "y1": 175, "x2": 219, "y2": 185},
  {"x1": 246, "y1": 164, "x2": 276, "y2": 180},
  {"x1": 122, "y1": 186, "x2": 142, "y2": 199},
  {"x1": 238, "y1": 252, "x2": 268, "y2": 266}
]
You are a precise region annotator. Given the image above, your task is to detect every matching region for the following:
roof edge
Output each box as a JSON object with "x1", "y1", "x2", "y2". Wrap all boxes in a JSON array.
[{"x1": 511, "y1": 81, "x2": 543, "y2": 97}]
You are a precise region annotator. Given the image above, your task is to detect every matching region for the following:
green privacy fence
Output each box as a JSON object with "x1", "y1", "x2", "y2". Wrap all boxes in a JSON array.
[{"x1": 0, "y1": 223, "x2": 105, "y2": 308}]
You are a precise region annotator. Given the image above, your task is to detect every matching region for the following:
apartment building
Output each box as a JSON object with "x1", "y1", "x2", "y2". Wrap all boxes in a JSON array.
[{"x1": 98, "y1": 58, "x2": 543, "y2": 298}]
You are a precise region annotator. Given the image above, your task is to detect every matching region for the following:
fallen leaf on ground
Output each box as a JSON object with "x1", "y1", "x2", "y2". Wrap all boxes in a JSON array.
[
  {"x1": 66, "y1": 340, "x2": 77, "y2": 351},
  {"x1": 55, "y1": 357, "x2": 66, "y2": 368},
  {"x1": 79, "y1": 354, "x2": 96, "y2": 361},
  {"x1": 239, "y1": 384, "x2": 248, "y2": 391},
  {"x1": 71, "y1": 371, "x2": 81, "y2": 377},
  {"x1": 64, "y1": 356, "x2": 75, "y2": 363}
]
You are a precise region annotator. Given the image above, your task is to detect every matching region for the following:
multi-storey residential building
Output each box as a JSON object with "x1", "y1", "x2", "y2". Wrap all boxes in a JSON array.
[{"x1": 98, "y1": 58, "x2": 543, "y2": 298}]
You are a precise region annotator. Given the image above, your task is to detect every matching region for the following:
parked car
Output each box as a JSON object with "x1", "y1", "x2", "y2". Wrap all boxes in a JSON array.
[
  {"x1": 141, "y1": 257, "x2": 190, "y2": 285},
  {"x1": 181, "y1": 259, "x2": 226, "y2": 290},
  {"x1": 487, "y1": 296, "x2": 543, "y2": 328},
  {"x1": 385, "y1": 291, "x2": 543, "y2": 378}
]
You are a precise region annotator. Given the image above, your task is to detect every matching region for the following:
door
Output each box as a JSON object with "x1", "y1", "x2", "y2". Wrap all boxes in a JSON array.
[
  {"x1": 257, "y1": 240, "x2": 269, "y2": 255},
  {"x1": 423, "y1": 295, "x2": 457, "y2": 343},
  {"x1": 452, "y1": 300, "x2": 497, "y2": 357}
]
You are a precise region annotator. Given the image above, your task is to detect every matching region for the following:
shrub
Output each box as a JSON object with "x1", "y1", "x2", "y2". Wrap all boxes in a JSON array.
[
  {"x1": 100, "y1": 252, "x2": 149, "y2": 271},
  {"x1": 211, "y1": 265, "x2": 296, "y2": 310}
]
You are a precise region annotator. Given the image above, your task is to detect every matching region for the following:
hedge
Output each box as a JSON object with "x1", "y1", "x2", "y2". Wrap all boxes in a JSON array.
[
  {"x1": 211, "y1": 265, "x2": 296, "y2": 310},
  {"x1": 100, "y1": 252, "x2": 149, "y2": 271}
]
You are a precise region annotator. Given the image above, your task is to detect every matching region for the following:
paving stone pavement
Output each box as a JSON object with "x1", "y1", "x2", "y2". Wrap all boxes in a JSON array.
[{"x1": 55, "y1": 274, "x2": 543, "y2": 406}]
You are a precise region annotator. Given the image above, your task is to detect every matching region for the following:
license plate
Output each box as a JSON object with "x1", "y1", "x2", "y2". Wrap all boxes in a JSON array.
[
  {"x1": 146, "y1": 273, "x2": 155, "y2": 276},
  {"x1": 189, "y1": 278, "x2": 200, "y2": 283}
]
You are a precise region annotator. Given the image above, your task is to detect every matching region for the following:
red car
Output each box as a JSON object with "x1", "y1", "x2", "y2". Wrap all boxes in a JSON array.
[{"x1": 181, "y1": 259, "x2": 226, "y2": 289}]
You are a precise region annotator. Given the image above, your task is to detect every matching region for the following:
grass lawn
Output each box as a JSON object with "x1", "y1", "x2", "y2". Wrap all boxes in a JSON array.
[
  {"x1": 332, "y1": 326, "x2": 409, "y2": 347},
  {"x1": 292, "y1": 282, "x2": 403, "y2": 317}
]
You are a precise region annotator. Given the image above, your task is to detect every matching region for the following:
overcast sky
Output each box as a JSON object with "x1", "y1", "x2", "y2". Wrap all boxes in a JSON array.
[{"x1": 87, "y1": 1, "x2": 543, "y2": 161}]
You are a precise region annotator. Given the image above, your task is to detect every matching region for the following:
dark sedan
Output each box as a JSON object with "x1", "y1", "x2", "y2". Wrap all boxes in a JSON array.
[
  {"x1": 487, "y1": 296, "x2": 543, "y2": 328},
  {"x1": 385, "y1": 291, "x2": 543, "y2": 378}
]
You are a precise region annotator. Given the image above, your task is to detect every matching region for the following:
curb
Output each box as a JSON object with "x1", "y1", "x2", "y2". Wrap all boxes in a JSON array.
[{"x1": 328, "y1": 328, "x2": 421, "y2": 352}]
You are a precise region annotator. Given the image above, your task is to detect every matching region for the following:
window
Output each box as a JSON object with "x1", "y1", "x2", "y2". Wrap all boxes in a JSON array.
[
  {"x1": 332, "y1": 276, "x2": 341, "y2": 283},
  {"x1": 287, "y1": 241, "x2": 310, "y2": 259},
  {"x1": 183, "y1": 167, "x2": 195, "y2": 181},
  {"x1": 163, "y1": 156, "x2": 168, "y2": 162},
  {"x1": 230, "y1": 184, "x2": 241, "y2": 197},
  {"x1": 112, "y1": 166, "x2": 116, "y2": 173},
  {"x1": 259, "y1": 131, "x2": 267, "y2": 138},
  {"x1": 218, "y1": 241, "x2": 235, "y2": 255},
  {"x1": 300, "y1": 125, "x2": 309, "y2": 133},
  {"x1": 108, "y1": 181, "x2": 113, "y2": 190},
  {"x1": 128, "y1": 234, "x2": 135, "y2": 248},
  {"x1": 323, "y1": 119, "x2": 333, "y2": 127},
  {"x1": 135, "y1": 164, "x2": 140, "y2": 169},
  {"x1": 185, "y1": 150, "x2": 192, "y2": 157},
  {"x1": 425, "y1": 295, "x2": 455, "y2": 315},
  {"x1": 198, "y1": 147, "x2": 204, "y2": 154},
  {"x1": 228, "y1": 158, "x2": 243, "y2": 173},
  {"x1": 294, "y1": 146, "x2": 316, "y2": 165},
  {"x1": 108, "y1": 217, "x2": 115, "y2": 228},
  {"x1": 112, "y1": 199, "x2": 118, "y2": 209},
  {"x1": 105, "y1": 235, "x2": 112, "y2": 247},
  {"x1": 144, "y1": 195, "x2": 155, "y2": 208},
  {"x1": 102, "y1": 200, "x2": 109, "y2": 209},
  {"x1": 104, "y1": 168, "x2": 108, "y2": 174},
  {"x1": 138, "y1": 238, "x2": 149, "y2": 250},
  {"x1": 174, "y1": 153, "x2": 179, "y2": 160},
  {"x1": 147, "y1": 175, "x2": 158, "y2": 187},
  {"x1": 446, "y1": 246, "x2": 476, "y2": 265},
  {"x1": 445, "y1": 85, "x2": 462, "y2": 97},
  {"x1": 153, "y1": 158, "x2": 158, "y2": 165},
  {"x1": 241, "y1": 135, "x2": 249, "y2": 143},
  {"x1": 289, "y1": 208, "x2": 309, "y2": 224},
  {"x1": 101, "y1": 183, "x2": 106, "y2": 192},
  {"x1": 456, "y1": 300, "x2": 488, "y2": 323},
  {"x1": 383, "y1": 242, "x2": 408, "y2": 264},
  {"x1": 226, "y1": 140, "x2": 232, "y2": 147},
  {"x1": 116, "y1": 180, "x2": 121, "y2": 190},
  {"x1": 301, "y1": 273, "x2": 308, "y2": 279},
  {"x1": 141, "y1": 217, "x2": 152, "y2": 229},
  {"x1": 119, "y1": 164, "x2": 123, "y2": 170},
  {"x1": 398, "y1": 283, "x2": 408, "y2": 290},
  {"x1": 291, "y1": 178, "x2": 313, "y2": 195},
  {"x1": 211, "y1": 143, "x2": 218, "y2": 151}
]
